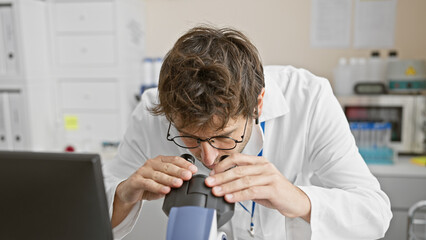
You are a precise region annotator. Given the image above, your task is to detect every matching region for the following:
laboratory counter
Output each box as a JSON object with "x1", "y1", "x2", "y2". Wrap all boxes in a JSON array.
[{"x1": 368, "y1": 156, "x2": 426, "y2": 240}]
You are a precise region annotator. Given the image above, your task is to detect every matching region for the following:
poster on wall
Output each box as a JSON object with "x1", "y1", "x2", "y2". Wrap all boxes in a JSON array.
[
  {"x1": 353, "y1": 0, "x2": 397, "y2": 49},
  {"x1": 310, "y1": 0, "x2": 352, "y2": 48}
]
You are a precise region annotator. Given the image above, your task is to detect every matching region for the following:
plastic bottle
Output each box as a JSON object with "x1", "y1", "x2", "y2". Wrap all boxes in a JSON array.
[
  {"x1": 349, "y1": 57, "x2": 358, "y2": 85},
  {"x1": 366, "y1": 51, "x2": 386, "y2": 83},
  {"x1": 333, "y1": 58, "x2": 353, "y2": 96},
  {"x1": 153, "y1": 58, "x2": 163, "y2": 85},
  {"x1": 358, "y1": 58, "x2": 367, "y2": 83},
  {"x1": 143, "y1": 58, "x2": 154, "y2": 86},
  {"x1": 384, "y1": 50, "x2": 399, "y2": 83},
  {"x1": 141, "y1": 58, "x2": 158, "y2": 95},
  {"x1": 349, "y1": 57, "x2": 367, "y2": 86}
]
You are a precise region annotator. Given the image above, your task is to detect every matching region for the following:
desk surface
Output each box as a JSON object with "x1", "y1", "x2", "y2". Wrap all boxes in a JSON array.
[{"x1": 368, "y1": 156, "x2": 426, "y2": 178}]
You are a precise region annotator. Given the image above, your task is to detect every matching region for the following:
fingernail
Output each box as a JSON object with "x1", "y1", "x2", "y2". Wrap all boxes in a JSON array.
[
  {"x1": 189, "y1": 165, "x2": 198, "y2": 173},
  {"x1": 213, "y1": 186, "x2": 222, "y2": 193},
  {"x1": 205, "y1": 177, "x2": 215, "y2": 185},
  {"x1": 173, "y1": 178, "x2": 182, "y2": 186},
  {"x1": 209, "y1": 170, "x2": 215, "y2": 176},
  {"x1": 181, "y1": 170, "x2": 191, "y2": 179},
  {"x1": 225, "y1": 194, "x2": 233, "y2": 200},
  {"x1": 162, "y1": 186, "x2": 170, "y2": 193}
]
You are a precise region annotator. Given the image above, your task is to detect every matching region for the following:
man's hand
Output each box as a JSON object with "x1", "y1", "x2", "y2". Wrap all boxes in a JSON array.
[
  {"x1": 205, "y1": 153, "x2": 311, "y2": 222},
  {"x1": 112, "y1": 155, "x2": 198, "y2": 227}
]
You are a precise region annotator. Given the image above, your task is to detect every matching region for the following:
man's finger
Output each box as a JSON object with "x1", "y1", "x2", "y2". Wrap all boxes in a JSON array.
[
  {"x1": 150, "y1": 161, "x2": 193, "y2": 180},
  {"x1": 158, "y1": 155, "x2": 198, "y2": 173},
  {"x1": 211, "y1": 174, "x2": 270, "y2": 197},
  {"x1": 224, "y1": 186, "x2": 272, "y2": 203},
  {"x1": 205, "y1": 164, "x2": 267, "y2": 187},
  {"x1": 213, "y1": 153, "x2": 267, "y2": 174},
  {"x1": 134, "y1": 177, "x2": 171, "y2": 195}
]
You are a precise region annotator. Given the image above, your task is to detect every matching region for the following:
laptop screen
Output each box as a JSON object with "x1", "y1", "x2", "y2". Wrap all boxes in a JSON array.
[{"x1": 0, "y1": 151, "x2": 113, "y2": 240}]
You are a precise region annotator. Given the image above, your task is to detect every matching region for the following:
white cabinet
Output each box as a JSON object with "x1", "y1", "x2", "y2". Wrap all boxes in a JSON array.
[
  {"x1": 0, "y1": 0, "x2": 144, "y2": 152},
  {"x1": 56, "y1": 35, "x2": 116, "y2": 66},
  {"x1": 59, "y1": 81, "x2": 119, "y2": 110},
  {"x1": 63, "y1": 112, "x2": 120, "y2": 146},
  {"x1": 0, "y1": 0, "x2": 55, "y2": 151},
  {"x1": 48, "y1": 0, "x2": 144, "y2": 152},
  {"x1": 369, "y1": 159, "x2": 426, "y2": 240},
  {"x1": 53, "y1": 1, "x2": 115, "y2": 33}
]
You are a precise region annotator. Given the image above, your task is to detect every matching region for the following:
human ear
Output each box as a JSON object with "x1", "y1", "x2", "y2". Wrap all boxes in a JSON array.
[{"x1": 255, "y1": 88, "x2": 265, "y2": 124}]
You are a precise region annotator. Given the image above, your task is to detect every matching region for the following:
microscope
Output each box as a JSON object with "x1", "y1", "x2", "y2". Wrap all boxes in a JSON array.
[{"x1": 162, "y1": 154, "x2": 235, "y2": 240}]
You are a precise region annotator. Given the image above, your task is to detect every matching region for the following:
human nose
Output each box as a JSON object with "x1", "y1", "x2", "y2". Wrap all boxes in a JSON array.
[{"x1": 200, "y1": 141, "x2": 219, "y2": 167}]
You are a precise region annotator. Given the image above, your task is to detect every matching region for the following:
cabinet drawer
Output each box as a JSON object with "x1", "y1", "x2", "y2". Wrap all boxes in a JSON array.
[
  {"x1": 382, "y1": 210, "x2": 408, "y2": 240},
  {"x1": 59, "y1": 81, "x2": 118, "y2": 110},
  {"x1": 377, "y1": 176, "x2": 426, "y2": 209},
  {"x1": 54, "y1": 1, "x2": 114, "y2": 32},
  {"x1": 56, "y1": 35, "x2": 116, "y2": 66},
  {"x1": 63, "y1": 112, "x2": 120, "y2": 142}
]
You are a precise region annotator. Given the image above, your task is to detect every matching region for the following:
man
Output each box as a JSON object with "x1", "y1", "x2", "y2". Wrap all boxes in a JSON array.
[{"x1": 103, "y1": 26, "x2": 392, "y2": 239}]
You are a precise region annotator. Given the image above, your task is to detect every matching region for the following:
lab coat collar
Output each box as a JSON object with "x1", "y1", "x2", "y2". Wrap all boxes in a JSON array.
[
  {"x1": 242, "y1": 73, "x2": 290, "y2": 156},
  {"x1": 259, "y1": 73, "x2": 290, "y2": 123},
  {"x1": 241, "y1": 119, "x2": 264, "y2": 156}
]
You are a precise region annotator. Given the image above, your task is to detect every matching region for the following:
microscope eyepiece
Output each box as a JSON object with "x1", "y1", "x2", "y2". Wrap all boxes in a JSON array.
[
  {"x1": 180, "y1": 153, "x2": 195, "y2": 164},
  {"x1": 162, "y1": 154, "x2": 235, "y2": 228}
]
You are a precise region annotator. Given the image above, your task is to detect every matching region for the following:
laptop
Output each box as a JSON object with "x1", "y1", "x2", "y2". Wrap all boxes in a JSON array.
[{"x1": 0, "y1": 151, "x2": 113, "y2": 240}]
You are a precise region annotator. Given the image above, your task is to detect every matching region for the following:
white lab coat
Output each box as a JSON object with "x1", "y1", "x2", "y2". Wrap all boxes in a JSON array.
[{"x1": 103, "y1": 65, "x2": 392, "y2": 240}]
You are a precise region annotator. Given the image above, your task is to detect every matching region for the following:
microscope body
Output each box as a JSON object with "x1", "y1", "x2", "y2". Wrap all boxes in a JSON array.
[
  {"x1": 162, "y1": 154, "x2": 234, "y2": 240},
  {"x1": 166, "y1": 206, "x2": 226, "y2": 240}
]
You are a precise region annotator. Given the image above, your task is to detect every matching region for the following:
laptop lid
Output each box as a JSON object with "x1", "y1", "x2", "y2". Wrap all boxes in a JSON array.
[{"x1": 0, "y1": 151, "x2": 113, "y2": 240}]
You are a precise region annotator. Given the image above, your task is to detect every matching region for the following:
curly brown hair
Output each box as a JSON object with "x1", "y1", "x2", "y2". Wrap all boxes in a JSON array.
[{"x1": 150, "y1": 26, "x2": 264, "y2": 131}]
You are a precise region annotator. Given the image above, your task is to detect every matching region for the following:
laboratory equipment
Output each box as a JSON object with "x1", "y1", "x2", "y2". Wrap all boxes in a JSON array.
[
  {"x1": 354, "y1": 82, "x2": 387, "y2": 95},
  {"x1": 339, "y1": 95, "x2": 426, "y2": 155},
  {"x1": 163, "y1": 154, "x2": 234, "y2": 240},
  {"x1": 350, "y1": 121, "x2": 394, "y2": 164},
  {"x1": 366, "y1": 51, "x2": 386, "y2": 83},
  {"x1": 387, "y1": 59, "x2": 426, "y2": 93}
]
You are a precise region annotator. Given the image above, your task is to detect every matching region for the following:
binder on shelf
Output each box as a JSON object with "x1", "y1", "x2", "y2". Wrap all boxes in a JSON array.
[
  {"x1": 0, "y1": 5, "x2": 8, "y2": 75},
  {"x1": 8, "y1": 91, "x2": 25, "y2": 150},
  {"x1": 0, "y1": 92, "x2": 13, "y2": 150},
  {"x1": 0, "y1": 4, "x2": 18, "y2": 76}
]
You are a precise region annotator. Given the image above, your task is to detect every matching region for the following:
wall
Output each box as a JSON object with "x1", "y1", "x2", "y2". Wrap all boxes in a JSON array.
[{"x1": 141, "y1": 0, "x2": 426, "y2": 84}]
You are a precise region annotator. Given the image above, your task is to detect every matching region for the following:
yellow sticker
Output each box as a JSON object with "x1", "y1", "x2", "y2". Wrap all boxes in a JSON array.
[
  {"x1": 64, "y1": 115, "x2": 79, "y2": 130},
  {"x1": 411, "y1": 156, "x2": 426, "y2": 167},
  {"x1": 405, "y1": 66, "x2": 417, "y2": 76}
]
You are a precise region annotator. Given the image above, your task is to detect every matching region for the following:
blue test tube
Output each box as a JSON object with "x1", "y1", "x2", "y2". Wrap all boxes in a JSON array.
[
  {"x1": 350, "y1": 122, "x2": 359, "y2": 145},
  {"x1": 383, "y1": 122, "x2": 392, "y2": 148}
]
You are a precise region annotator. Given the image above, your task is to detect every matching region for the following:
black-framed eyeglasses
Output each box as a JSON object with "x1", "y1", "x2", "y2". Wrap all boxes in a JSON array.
[{"x1": 166, "y1": 117, "x2": 249, "y2": 150}]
